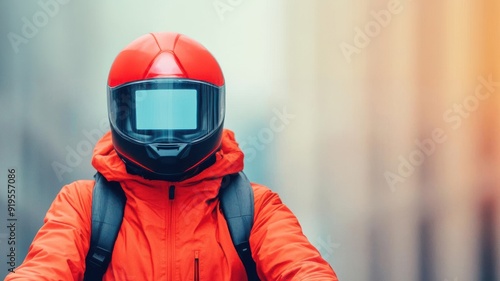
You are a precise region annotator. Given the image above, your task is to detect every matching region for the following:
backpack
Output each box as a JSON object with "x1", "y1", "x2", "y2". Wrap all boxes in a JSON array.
[{"x1": 83, "y1": 172, "x2": 260, "y2": 281}]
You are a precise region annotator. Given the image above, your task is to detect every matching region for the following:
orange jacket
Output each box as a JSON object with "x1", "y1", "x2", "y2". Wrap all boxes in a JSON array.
[{"x1": 5, "y1": 130, "x2": 338, "y2": 281}]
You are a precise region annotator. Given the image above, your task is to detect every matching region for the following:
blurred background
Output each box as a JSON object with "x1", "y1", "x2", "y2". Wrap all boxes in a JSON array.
[{"x1": 1, "y1": 0, "x2": 499, "y2": 280}]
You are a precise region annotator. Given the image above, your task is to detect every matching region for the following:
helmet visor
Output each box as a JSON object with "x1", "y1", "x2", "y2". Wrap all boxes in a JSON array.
[{"x1": 108, "y1": 79, "x2": 225, "y2": 144}]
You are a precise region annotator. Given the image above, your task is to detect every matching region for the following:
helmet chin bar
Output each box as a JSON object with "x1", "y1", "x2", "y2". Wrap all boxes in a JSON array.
[
  {"x1": 110, "y1": 126, "x2": 224, "y2": 182},
  {"x1": 119, "y1": 151, "x2": 217, "y2": 182}
]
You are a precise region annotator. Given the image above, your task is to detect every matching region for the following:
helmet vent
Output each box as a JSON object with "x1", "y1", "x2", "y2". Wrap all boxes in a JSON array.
[{"x1": 155, "y1": 144, "x2": 180, "y2": 151}]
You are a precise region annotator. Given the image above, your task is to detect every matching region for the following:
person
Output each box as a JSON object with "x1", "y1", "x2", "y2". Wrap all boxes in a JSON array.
[{"x1": 4, "y1": 32, "x2": 338, "y2": 281}]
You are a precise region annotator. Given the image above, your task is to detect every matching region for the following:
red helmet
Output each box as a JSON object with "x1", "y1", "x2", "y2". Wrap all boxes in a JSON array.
[{"x1": 107, "y1": 32, "x2": 225, "y2": 181}]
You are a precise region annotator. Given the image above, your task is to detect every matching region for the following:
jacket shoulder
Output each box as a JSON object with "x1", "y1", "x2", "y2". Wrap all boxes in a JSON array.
[
  {"x1": 251, "y1": 182, "x2": 279, "y2": 205},
  {"x1": 250, "y1": 183, "x2": 272, "y2": 200},
  {"x1": 62, "y1": 179, "x2": 95, "y2": 192},
  {"x1": 44, "y1": 179, "x2": 95, "y2": 222},
  {"x1": 249, "y1": 182, "x2": 284, "y2": 213},
  {"x1": 58, "y1": 179, "x2": 94, "y2": 202}
]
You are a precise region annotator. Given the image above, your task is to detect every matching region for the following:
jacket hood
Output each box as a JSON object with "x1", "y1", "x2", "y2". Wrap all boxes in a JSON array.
[{"x1": 91, "y1": 129, "x2": 244, "y2": 187}]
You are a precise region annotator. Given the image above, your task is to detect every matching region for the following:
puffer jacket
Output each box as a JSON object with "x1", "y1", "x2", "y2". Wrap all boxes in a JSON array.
[{"x1": 5, "y1": 129, "x2": 338, "y2": 280}]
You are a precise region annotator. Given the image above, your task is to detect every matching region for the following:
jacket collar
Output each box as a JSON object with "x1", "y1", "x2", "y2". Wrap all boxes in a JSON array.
[{"x1": 91, "y1": 129, "x2": 245, "y2": 190}]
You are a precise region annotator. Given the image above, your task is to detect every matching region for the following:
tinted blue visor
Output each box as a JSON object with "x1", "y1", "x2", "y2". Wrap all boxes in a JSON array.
[{"x1": 108, "y1": 79, "x2": 225, "y2": 144}]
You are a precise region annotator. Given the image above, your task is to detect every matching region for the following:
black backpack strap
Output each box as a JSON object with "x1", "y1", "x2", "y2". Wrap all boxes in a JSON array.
[
  {"x1": 83, "y1": 172, "x2": 126, "y2": 281},
  {"x1": 220, "y1": 172, "x2": 260, "y2": 281}
]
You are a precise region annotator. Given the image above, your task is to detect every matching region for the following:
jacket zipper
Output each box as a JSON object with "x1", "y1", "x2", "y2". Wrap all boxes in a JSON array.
[
  {"x1": 194, "y1": 251, "x2": 200, "y2": 281},
  {"x1": 167, "y1": 185, "x2": 176, "y2": 281}
]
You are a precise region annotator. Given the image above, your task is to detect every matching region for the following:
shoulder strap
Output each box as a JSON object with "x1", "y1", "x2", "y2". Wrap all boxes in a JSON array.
[
  {"x1": 83, "y1": 172, "x2": 126, "y2": 281},
  {"x1": 220, "y1": 172, "x2": 260, "y2": 281}
]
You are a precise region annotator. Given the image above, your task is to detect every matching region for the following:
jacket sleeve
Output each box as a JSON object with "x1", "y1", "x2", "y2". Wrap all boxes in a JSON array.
[
  {"x1": 250, "y1": 184, "x2": 339, "y2": 281},
  {"x1": 4, "y1": 180, "x2": 93, "y2": 281}
]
